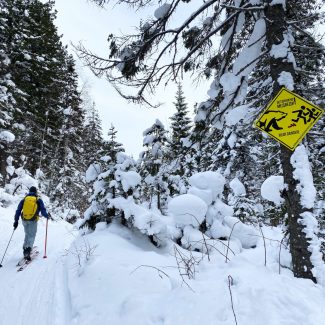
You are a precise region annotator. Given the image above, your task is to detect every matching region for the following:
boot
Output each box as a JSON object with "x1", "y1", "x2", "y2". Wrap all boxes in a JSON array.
[
  {"x1": 25, "y1": 247, "x2": 31, "y2": 261},
  {"x1": 23, "y1": 247, "x2": 28, "y2": 258}
]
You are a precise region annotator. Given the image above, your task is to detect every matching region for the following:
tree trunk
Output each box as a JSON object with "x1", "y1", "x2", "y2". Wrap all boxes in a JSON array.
[
  {"x1": 265, "y1": 2, "x2": 316, "y2": 282},
  {"x1": 0, "y1": 145, "x2": 7, "y2": 186}
]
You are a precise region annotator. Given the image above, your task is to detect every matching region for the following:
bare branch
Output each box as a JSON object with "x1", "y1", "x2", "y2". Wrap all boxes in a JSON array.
[
  {"x1": 226, "y1": 221, "x2": 240, "y2": 263},
  {"x1": 130, "y1": 265, "x2": 170, "y2": 279},
  {"x1": 221, "y1": 4, "x2": 266, "y2": 11}
]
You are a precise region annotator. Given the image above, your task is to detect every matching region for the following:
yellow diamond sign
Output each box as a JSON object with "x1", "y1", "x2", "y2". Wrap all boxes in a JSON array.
[{"x1": 254, "y1": 88, "x2": 324, "y2": 150}]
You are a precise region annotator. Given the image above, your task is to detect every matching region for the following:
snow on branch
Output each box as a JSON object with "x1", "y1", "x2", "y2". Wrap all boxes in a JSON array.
[{"x1": 77, "y1": 0, "x2": 251, "y2": 105}]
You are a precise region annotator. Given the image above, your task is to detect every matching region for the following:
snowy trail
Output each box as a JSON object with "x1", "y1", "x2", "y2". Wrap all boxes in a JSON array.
[
  {"x1": 2, "y1": 203, "x2": 325, "y2": 325},
  {"x1": 0, "y1": 205, "x2": 75, "y2": 325}
]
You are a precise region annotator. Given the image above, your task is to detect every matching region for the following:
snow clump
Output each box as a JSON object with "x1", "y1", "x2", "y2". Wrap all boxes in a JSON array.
[
  {"x1": 0, "y1": 130, "x2": 15, "y2": 143},
  {"x1": 168, "y1": 194, "x2": 207, "y2": 227},
  {"x1": 230, "y1": 177, "x2": 246, "y2": 196},
  {"x1": 261, "y1": 175, "x2": 285, "y2": 205},
  {"x1": 119, "y1": 171, "x2": 141, "y2": 192},
  {"x1": 291, "y1": 145, "x2": 316, "y2": 209},
  {"x1": 188, "y1": 171, "x2": 226, "y2": 204},
  {"x1": 154, "y1": 3, "x2": 171, "y2": 20},
  {"x1": 86, "y1": 163, "x2": 101, "y2": 183}
]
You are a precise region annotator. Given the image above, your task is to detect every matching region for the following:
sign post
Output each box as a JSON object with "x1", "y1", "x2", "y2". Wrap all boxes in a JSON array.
[{"x1": 254, "y1": 88, "x2": 324, "y2": 150}]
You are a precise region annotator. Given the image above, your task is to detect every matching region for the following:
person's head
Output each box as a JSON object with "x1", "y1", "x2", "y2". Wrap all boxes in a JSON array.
[{"x1": 29, "y1": 186, "x2": 37, "y2": 195}]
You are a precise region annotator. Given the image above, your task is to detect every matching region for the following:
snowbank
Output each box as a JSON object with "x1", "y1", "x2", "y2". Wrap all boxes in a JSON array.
[{"x1": 64, "y1": 224, "x2": 325, "y2": 325}]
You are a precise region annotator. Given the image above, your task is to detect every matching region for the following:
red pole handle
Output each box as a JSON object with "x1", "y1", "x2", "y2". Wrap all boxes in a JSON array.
[{"x1": 43, "y1": 218, "x2": 48, "y2": 258}]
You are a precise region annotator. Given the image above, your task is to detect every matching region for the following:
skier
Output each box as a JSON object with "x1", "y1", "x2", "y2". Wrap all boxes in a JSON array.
[{"x1": 13, "y1": 186, "x2": 49, "y2": 261}]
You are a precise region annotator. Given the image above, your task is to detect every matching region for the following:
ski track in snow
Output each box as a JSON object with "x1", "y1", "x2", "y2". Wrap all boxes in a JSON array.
[{"x1": 0, "y1": 205, "x2": 75, "y2": 325}]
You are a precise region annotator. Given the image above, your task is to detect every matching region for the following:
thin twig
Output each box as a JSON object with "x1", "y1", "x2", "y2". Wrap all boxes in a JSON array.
[
  {"x1": 258, "y1": 223, "x2": 267, "y2": 266},
  {"x1": 226, "y1": 221, "x2": 240, "y2": 263},
  {"x1": 130, "y1": 264, "x2": 170, "y2": 279},
  {"x1": 228, "y1": 275, "x2": 238, "y2": 325},
  {"x1": 278, "y1": 236, "x2": 287, "y2": 275}
]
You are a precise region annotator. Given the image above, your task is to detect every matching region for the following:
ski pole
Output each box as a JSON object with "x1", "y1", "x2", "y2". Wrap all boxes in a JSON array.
[
  {"x1": 43, "y1": 218, "x2": 49, "y2": 258},
  {"x1": 0, "y1": 229, "x2": 15, "y2": 268}
]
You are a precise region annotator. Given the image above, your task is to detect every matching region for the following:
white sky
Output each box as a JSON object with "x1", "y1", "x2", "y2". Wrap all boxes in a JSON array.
[{"x1": 53, "y1": 0, "x2": 208, "y2": 157}]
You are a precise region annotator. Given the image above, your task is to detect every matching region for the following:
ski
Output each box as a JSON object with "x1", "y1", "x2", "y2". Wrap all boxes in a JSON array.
[
  {"x1": 16, "y1": 246, "x2": 38, "y2": 266},
  {"x1": 17, "y1": 248, "x2": 39, "y2": 272}
]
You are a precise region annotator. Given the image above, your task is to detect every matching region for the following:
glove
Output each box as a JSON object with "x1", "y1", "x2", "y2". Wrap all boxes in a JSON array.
[{"x1": 13, "y1": 221, "x2": 18, "y2": 230}]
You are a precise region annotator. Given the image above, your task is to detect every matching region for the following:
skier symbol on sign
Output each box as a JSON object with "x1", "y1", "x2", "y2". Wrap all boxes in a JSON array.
[{"x1": 256, "y1": 110, "x2": 287, "y2": 132}]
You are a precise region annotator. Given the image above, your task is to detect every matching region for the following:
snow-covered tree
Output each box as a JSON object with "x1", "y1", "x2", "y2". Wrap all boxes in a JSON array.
[
  {"x1": 84, "y1": 126, "x2": 138, "y2": 229},
  {"x1": 85, "y1": 151, "x2": 140, "y2": 230},
  {"x1": 7, "y1": 0, "x2": 67, "y2": 176},
  {"x1": 49, "y1": 55, "x2": 87, "y2": 219},
  {"x1": 0, "y1": 0, "x2": 24, "y2": 185},
  {"x1": 81, "y1": 0, "x2": 325, "y2": 283},
  {"x1": 83, "y1": 102, "x2": 105, "y2": 165},
  {"x1": 139, "y1": 119, "x2": 168, "y2": 212},
  {"x1": 103, "y1": 124, "x2": 125, "y2": 159},
  {"x1": 166, "y1": 84, "x2": 192, "y2": 195},
  {"x1": 0, "y1": 0, "x2": 91, "y2": 219},
  {"x1": 169, "y1": 83, "x2": 192, "y2": 160}
]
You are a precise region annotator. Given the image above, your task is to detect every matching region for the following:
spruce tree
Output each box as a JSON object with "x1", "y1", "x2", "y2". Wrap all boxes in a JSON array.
[
  {"x1": 85, "y1": 125, "x2": 138, "y2": 229},
  {"x1": 83, "y1": 102, "x2": 105, "y2": 165},
  {"x1": 104, "y1": 124, "x2": 125, "y2": 159},
  {"x1": 167, "y1": 83, "x2": 192, "y2": 195},
  {"x1": 0, "y1": 0, "x2": 25, "y2": 185},
  {"x1": 49, "y1": 54, "x2": 87, "y2": 218},
  {"x1": 7, "y1": 0, "x2": 67, "y2": 177},
  {"x1": 169, "y1": 83, "x2": 192, "y2": 160},
  {"x1": 139, "y1": 119, "x2": 168, "y2": 211},
  {"x1": 0, "y1": 1, "x2": 89, "y2": 218}
]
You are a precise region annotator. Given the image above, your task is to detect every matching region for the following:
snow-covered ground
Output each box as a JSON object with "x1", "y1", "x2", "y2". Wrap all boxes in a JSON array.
[{"x1": 1, "y1": 200, "x2": 325, "y2": 325}]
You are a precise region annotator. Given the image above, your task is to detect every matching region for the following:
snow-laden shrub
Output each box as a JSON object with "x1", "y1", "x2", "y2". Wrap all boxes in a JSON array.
[
  {"x1": 227, "y1": 176, "x2": 264, "y2": 223},
  {"x1": 168, "y1": 171, "x2": 259, "y2": 251},
  {"x1": 0, "y1": 167, "x2": 51, "y2": 215},
  {"x1": 181, "y1": 225, "x2": 208, "y2": 251},
  {"x1": 6, "y1": 167, "x2": 37, "y2": 195},
  {"x1": 0, "y1": 188, "x2": 14, "y2": 207},
  {"x1": 181, "y1": 225, "x2": 243, "y2": 255},
  {"x1": 82, "y1": 151, "x2": 174, "y2": 246},
  {"x1": 110, "y1": 197, "x2": 170, "y2": 246},
  {"x1": 223, "y1": 216, "x2": 258, "y2": 249}
]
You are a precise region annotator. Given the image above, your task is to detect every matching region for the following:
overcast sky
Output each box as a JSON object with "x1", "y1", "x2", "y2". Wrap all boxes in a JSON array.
[{"x1": 53, "y1": 0, "x2": 208, "y2": 157}]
